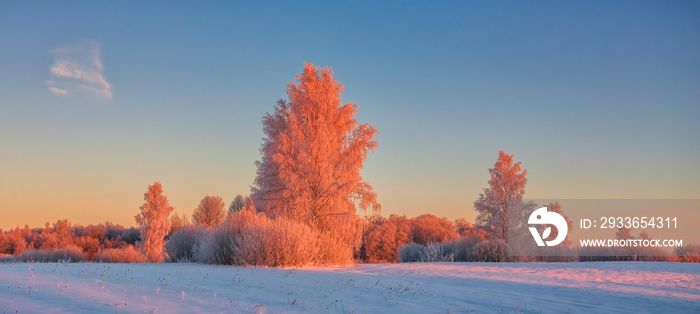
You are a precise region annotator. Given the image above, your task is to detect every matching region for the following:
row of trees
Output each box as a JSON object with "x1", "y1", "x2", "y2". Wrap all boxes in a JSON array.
[
  {"x1": 6, "y1": 64, "x2": 546, "y2": 265},
  {"x1": 3, "y1": 63, "x2": 696, "y2": 265},
  {"x1": 0, "y1": 220, "x2": 138, "y2": 259},
  {"x1": 127, "y1": 63, "x2": 379, "y2": 264}
]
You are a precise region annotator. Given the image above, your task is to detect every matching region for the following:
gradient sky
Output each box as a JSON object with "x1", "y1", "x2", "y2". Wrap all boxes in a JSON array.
[{"x1": 1, "y1": 1, "x2": 698, "y2": 230}]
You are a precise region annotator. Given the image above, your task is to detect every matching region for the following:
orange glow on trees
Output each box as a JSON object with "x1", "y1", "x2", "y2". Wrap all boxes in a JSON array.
[
  {"x1": 474, "y1": 151, "x2": 528, "y2": 240},
  {"x1": 134, "y1": 182, "x2": 174, "y2": 262},
  {"x1": 192, "y1": 195, "x2": 226, "y2": 228},
  {"x1": 544, "y1": 202, "x2": 573, "y2": 244},
  {"x1": 251, "y1": 63, "x2": 380, "y2": 231}
]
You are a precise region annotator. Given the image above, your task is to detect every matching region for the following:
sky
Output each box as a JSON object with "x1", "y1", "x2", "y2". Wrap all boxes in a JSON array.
[{"x1": 1, "y1": 1, "x2": 698, "y2": 230}]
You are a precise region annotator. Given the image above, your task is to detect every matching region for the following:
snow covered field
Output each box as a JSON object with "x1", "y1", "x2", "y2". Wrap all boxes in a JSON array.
[{"x1": 0, "y1": 262, "x2": 697, "y2": 313}]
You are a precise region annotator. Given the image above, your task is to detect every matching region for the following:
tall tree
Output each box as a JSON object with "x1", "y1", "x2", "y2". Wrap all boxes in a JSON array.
[
  {"x1": 192, "y1": 196, "x2": 226, "y2": 228},
  {"x1": 135, "y1": 182, "x2": 174, "y2": 262},
  {"x1": 474, "y1": 151, "x2": 528, "y2": 240},
  {"x1": 228, "y1": 194, "x2": 248, "y2": 215},
  {"x1": 251, "y1": 63, "x2": 380, "y2": 231}
]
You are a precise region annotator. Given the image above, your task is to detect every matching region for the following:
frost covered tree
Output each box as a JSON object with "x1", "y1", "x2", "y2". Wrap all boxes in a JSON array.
[
  {"x1": 251, "y1": 63, "x2": 380, "y2": 231},
  {"x1": 192, "y1": 196, "x2": 226, "y2": 228},
  {"x1": 135, "y1": 182, "x2": 174, "y2": 262},
  {"x1": 616, "y1": 227, "x2": 633, "y2": 240},
  {"x1": 474, "y1": 151, "x2": 528, "y2": 240},
  {"x1": 228, "y1": 194, "x2": 248, "y2": 215},
  {"x1": 168, "y1": 212, "x2": 190, "y2": 235},
  {"x1": 411, "y1": 214, "x2": 460, "y2": 245},
  {"x1": 539, "y1": 202, "x2": 574, "y2": 245}
]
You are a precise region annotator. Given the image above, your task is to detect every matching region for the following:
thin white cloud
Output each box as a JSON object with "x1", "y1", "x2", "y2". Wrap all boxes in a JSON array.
[
  {"x1": 48, "y1": 86, "x2": 68, "y2": 96},
  {"x1": 46, "y1": 40, "x2": 112, "y2": 100}
]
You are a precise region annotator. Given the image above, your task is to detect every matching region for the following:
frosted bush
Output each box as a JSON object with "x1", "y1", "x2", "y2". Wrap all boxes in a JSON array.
[
  {"x1": 675, "y1": 244, "x2": 700, "y2": 263},
  {"x1": 195, "y1": 209, "x2": 320, "y2": 267},
  {"x1": 165, "y1": 225, "x2": 205, "y2": 262},
  {"x1": 10, "y1": 246, "x2": 87, "y2": 263},
  {"x1": 94, "y1": 246, "x2": 147, "y2": 263},
  {"x1": 235, "y1": 215, "x2": 319, "y2": 267},
  {"x1": 398, "y1": 243, "x2": 453, "y2": 263},
  {"x1": 194, "y1": 223, "x2": 237, "y2": 265},
  {"x1": 317, "y1": 231, "x2": 353, "y2": 265}
]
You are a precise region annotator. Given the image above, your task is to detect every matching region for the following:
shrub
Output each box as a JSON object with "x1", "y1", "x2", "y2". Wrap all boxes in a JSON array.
[
  {"x1": 578, "y1": 246, "x2": 673, "y2": 262},
  {"x1": 237, "y1": 215, "x2": 319, "y2": 267},
  {"x1": 440, "y1": 236, "x2": 483, "y2": 262},
  {"x1": 165, "y1": 225, "x2": 205, "y2": 262},
  {"x1": 398, "y1": 243, "x2": 423, "y2": 263},
  {"x1": 361, "y1": 215, "x2": 413, "y2": 263},
  {"x1": 398, "y1": 242, "x2": 454, "y2": 263},
  {"x1": 317, "y1": 231, "x2": 353, "y2": 265},
  {"x1": 675, "y1": 244, "x2": 700, "y2": 262},
  {"x1": 0, "y1": 232, "x2": 9, "y2": 254},
  {"x1": 362, "y1": 220, "x2": 399, "y2": 263},
  {"x1": 73, "y1": 236, "x2": 101, "y2": 261},
  {"x1": 105, "y1": 224, "x2": 140, "y2": 245},
  {"x1": 10, "y1": 246, "x2": 87, "y2": 263},
  {"x1": 194, "y1": 223, "x2": 237, "y2": 265},
  {"x1": 94, "y1": 246, "x2": 147, "y2": 263},
  {"x1": 196, "y1": 209, "x2": 320, "y2": 267},
  {"x1": 411, "y1": 214, "x2": 459, "y2": 245},
  {"x1": 473, "y1": 238, "x2": 508, "y2": 262}
]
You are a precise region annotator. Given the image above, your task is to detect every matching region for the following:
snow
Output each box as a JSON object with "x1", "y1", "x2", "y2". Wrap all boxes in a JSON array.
[{"x1": 0, "y1": 262, "x2": 697, "y2": 313}]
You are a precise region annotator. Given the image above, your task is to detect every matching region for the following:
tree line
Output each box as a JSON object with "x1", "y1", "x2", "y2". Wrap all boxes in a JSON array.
[{"x1": 2, "y1": 63, "x2": 697, "y2": 264}]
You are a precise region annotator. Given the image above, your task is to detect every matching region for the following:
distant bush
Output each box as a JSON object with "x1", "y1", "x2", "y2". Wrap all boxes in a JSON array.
[
  {"x1": 165, "y1": 225, "x2": 204, "y2": 262},
  {"x1": 94, "y1": 246, "x2": 147, "y2": 263},
  {"x1": 9, "y1": 246, "x2": 87, "y2": 263},
  {"x1": 73, "y1": 236, "x2": 102, "y2": 261},
  {"x1": 473, "y1": 238, "x2": 508, "y2": 262},
  {"x1": 674, "y1": 244, "x2": 700, "y2": 263},
  {"x1": 0, "y1": 233, "x2": 9, "y2": 255},
  {"x1": 578, "y1": 246, "x2": 672, "y2": 262},
  {"x1": 105, "y1": 224, "x2": 140, "y2": 246},
  {"x1": 439, "y1": 236, "x2": 484, "y2": 262},
  {"x1": 400, "y1": 236, "x2": 506, "y2": 263},
  {"x1": 398, "y1": 242, "x2": 454, "y2": 263},
  {"x1": 397, "y1": 243, "x2": 423, "y2": 263},
  {"x1": 361, "y1": 215, "x2": 412, "y2": 263},
  {"x1": 411, "y1": 214, "x2": 460, "y2": 245}
]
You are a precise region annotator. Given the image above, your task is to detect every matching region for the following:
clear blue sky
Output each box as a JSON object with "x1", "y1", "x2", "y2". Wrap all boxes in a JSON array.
[{"x1": 1, "y1": 1, "x2": 698, "y2": 229}]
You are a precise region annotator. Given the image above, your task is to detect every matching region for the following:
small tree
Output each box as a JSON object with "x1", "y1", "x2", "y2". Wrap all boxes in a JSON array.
[
  {"x1": 474, "y1": 151, "x2": 528, "y2": 240},
  {"x1": 228, "y1": 194, "x2": 248, "y2": 215},
  {"x1": 135, "y1": 182, "x2": 174, "y2": 262},
  {"x1": 168, "y1": 212, "x2": 191, "y2": 235},
  {"x1": 0, "y1": 232, "x2": 10, "y2": 255},
  {"x1": 192, "y1": 195, "x2": 226, "y2": 228},
  {"x1": 8, "y1": 227, "x2": 27, "y2": 255},
  {"x1": 616, "y1": 227, "x2": 633, "y2": 240},
  {"x1": 539, "y1": 202, "x2": 574, "y2": 245}
]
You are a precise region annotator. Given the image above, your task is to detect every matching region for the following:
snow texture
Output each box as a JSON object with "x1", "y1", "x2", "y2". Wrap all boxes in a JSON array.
[{"x1": 0, "y1": 262, "x2": 697, "y2": 313}]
